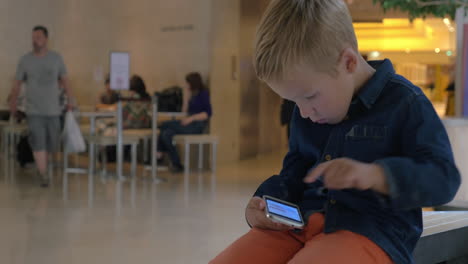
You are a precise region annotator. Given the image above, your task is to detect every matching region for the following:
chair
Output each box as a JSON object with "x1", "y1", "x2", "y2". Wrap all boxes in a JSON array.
[
  {"x1": 173, "y1": 134, "x2": 219, "y2": 174},
  {"x1": 123, "y1": 128, "x2": 154, "y2": 163}
]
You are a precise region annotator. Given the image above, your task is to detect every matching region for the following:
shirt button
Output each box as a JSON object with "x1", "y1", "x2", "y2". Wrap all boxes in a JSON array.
[
  {"x1": 330, "y1": 199, "x2": 337, "y2": 205},
  {"x1": 325, "y1": 155, "x2": 332, "y2": 161},
  {"x1": 344, "y1": 115, "x2": 350, "y2": 120}
]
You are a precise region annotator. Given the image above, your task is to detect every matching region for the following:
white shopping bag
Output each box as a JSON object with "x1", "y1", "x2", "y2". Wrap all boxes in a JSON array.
[{"x1": 63, "y1": 111, "x2": 86, "y2": 153}]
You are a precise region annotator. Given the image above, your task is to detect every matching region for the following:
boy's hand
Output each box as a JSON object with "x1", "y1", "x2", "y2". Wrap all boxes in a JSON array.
[
  {"x1": 245, "y1": 197, "x2": 293, "y2": 231},
  {"x1": 304, "y1": 158, "x2": 389, "y2": 195}
]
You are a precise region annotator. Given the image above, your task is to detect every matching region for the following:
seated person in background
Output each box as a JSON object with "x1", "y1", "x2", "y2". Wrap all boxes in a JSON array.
[
  {"x1": 96, "y1": 76, "x2": 119, "y2": 111},
  {"x1": 122, "y1": 75, "x2": 151, "y2": 129},
  {"x1": 97, "y1": 75, "x2": 151, "y2": 136},
  {"x1": 445, "y1": 81, "x2": 455, "y2": 117},
  {"x1": 157, "y1": 72, "x2": 212, "y2": 172}
]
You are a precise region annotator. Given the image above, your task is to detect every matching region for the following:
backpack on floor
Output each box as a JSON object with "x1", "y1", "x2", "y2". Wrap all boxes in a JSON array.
[{"x1": 16, "y1": 136, "x2": 34, "y2": 168}]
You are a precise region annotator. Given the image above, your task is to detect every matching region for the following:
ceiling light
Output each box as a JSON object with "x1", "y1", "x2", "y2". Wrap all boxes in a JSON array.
[{"x1": 369, "y1": 51, "x2": 381, "y2": 59}]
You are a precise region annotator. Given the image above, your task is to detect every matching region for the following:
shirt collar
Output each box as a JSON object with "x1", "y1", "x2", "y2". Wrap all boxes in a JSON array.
[{"x1": 354, "y1": 59, "x2": 395, "y2": 109}]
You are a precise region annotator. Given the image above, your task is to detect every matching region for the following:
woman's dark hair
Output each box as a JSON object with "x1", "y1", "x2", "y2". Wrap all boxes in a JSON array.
[
  {"x1": 130, "y1": 75, "x2": 150, "y2": 99},
  {"x1": 185, "y1": 72, "x2": 206, "y2": 93}
]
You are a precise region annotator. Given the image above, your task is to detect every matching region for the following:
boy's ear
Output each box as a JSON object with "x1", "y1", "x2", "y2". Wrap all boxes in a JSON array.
[{"x1": 340, "y1": 48, "x2": 358, "y2": 74}]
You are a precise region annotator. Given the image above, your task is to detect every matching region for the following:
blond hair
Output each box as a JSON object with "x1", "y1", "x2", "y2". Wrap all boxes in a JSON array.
[{"x1": 254, "y1": 0, "x2": 358, "y2": 81}]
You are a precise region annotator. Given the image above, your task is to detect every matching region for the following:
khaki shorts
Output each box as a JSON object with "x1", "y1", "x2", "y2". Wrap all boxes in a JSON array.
[{"x1": 27, "y1": 115, "x2": 61, "y2": 152}]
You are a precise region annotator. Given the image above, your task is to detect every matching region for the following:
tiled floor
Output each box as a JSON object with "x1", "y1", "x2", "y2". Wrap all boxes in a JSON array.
[{"x1": 0, "y1": 150, "x2": 287, "y2": 264}]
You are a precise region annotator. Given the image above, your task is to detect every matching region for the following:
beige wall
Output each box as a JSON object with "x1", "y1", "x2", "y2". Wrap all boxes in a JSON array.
[
  {"x1": 239, "y1": 0, "x2": 287, "y2": 159},
  {"x1": 212, "y1": 0, "x2": 286, "y2": 162},
  {"x1": 239, "y1": 0, "x2": 261, "y2": 159},
  {"x1": 209, "y1": 0, "x2": 241, "y2": 163}
]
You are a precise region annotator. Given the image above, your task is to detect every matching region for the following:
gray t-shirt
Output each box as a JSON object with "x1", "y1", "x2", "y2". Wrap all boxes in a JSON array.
[{"x1": 15, "y1": 51, "x2": 67, "y2": 116}]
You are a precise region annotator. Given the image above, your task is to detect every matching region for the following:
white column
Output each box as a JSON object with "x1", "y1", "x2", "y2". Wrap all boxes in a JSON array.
[{"x1": 455, "y1": 7, "x2": 467, "y2": 117}]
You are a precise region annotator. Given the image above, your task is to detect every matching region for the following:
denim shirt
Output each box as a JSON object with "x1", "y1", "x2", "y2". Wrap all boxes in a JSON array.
[{"x1": 253, "y1": 59, "x2": 461, "y2": 264}]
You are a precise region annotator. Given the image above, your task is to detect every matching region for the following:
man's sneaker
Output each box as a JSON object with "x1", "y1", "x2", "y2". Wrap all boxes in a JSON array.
[
  {"x1": 38, "y1": 173, "x2": 50, "y2": 188},
  {"x1": 40, "y1": 178, "x2": 50, "y2": 188}
]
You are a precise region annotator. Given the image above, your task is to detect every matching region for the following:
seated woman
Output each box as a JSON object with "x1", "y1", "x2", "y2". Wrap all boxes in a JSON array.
[
  {"x1": 96, "y1": 75, "x2": 151, "y2": 136},
  {"x1": 158, "y1": 72, "x2": 212, "y2": 172}
]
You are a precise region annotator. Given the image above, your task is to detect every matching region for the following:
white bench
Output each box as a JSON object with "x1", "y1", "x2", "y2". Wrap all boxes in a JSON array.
[
  {"x1": 123, "y1": 129, "x2": 154, "y2": 163},
  {"x1": 173, "y1": 134, "x2": 219, "y2": 174},
  {"x1": 414, "y1": 211, "x2": 468, "y2": 263}
]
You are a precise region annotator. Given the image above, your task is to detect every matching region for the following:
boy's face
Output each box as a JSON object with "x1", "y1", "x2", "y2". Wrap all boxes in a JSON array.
[{"x1": 267, "y1": 65, "x2": 355, "y2": 125}]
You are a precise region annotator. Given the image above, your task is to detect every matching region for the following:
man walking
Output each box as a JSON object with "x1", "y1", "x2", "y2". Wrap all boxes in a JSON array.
[{"x1": 9, "y1": 25, "x2": 74, "y2": 187}]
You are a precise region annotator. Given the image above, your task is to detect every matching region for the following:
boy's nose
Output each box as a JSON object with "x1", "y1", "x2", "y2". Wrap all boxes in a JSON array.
[{"x1": 299, "y1": 106, "x2": 316, "y2": 120}]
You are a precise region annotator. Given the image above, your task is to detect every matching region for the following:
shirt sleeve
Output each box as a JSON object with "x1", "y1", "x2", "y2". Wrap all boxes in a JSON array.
[
  {"x1": 189, "y1": 90, "x2": 212, "y2": 117},
  {"x1": 375, "y1": 94, "x2": 460, "y2": 210},
  {"x1": 58, "y1": 54, "x2": 68, "y2": 79},
  {"x1": 254, "y1": 107, "x2": 315, "y2": 203},
  {"x1": 201, "y1": 90, "x2": 212, "y2": 117},
  {"x1": 15, "y1": 57, "x2": 26, "y2": 81}
]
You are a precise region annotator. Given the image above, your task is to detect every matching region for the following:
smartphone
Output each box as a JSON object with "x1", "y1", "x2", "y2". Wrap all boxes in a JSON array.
[{"x1": 263, "y1": 195, "x2": 305, "y2": 229}]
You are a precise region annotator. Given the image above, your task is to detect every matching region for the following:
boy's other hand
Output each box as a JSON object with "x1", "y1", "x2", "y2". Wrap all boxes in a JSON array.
[
  {"x1": 245, "y1": 197, "x2": 292, "y2": 231},
  {"x1": 303, "y1": 158, "x2": 389, "y2": 195}
]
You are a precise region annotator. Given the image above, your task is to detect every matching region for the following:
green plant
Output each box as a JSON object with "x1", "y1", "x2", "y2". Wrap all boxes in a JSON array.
[{"x1": 372, "y1": 0, "x2": 468, "y2": 20}]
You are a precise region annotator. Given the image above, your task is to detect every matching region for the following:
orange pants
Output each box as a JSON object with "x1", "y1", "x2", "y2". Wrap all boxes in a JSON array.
[{"x1": 210, "y1": 214, "x2": 393, "y2": 264}]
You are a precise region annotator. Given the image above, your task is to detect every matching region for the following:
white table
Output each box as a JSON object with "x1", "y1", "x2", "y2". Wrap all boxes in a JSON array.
[{"x1": 77, "y1": 111, "x2": 116, "y2": 135}]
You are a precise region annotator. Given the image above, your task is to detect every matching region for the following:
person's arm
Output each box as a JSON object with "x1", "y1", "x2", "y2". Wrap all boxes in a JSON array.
[
  {"x1": 187, "y1": 112, "x2": 209, "y2": 121},
  {"x1": 374, "y1": 94, "x2": 460, "y2": 210},
  {"x1": 58, "y1": 55, "x2": 73, "y2": 110},
  {"x1": 181, "y1": 90, "x2": 212, "y2": 125},
  {"x1": 246, "y1": 107, "x2": 314, "y2": 230},
  {"x1": 254, "y1": 107, "x2": 314, "y2": 203},
  {"x1": 304, "y1": 94, "x2": 460, "y2": 210},
  {"x1": 60, "y1": 77, "x2": 75, "y2": 111},
  {"x1": 9, "y1": 80, "x2": 22, "y2": 114},
  {"x1": 11, "y1": 57, "x2": 26, "y2": 115}
]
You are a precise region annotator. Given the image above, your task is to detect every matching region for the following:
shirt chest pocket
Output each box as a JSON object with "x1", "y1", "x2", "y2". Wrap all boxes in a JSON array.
[{"x1": 343, "y1": 125, "x2": 389, "y2": 162}]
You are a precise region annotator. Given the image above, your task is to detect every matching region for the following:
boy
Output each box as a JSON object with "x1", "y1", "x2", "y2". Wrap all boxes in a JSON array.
[{"x1": 210, "y1": 0, "x2": 460, "y2": 263}]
